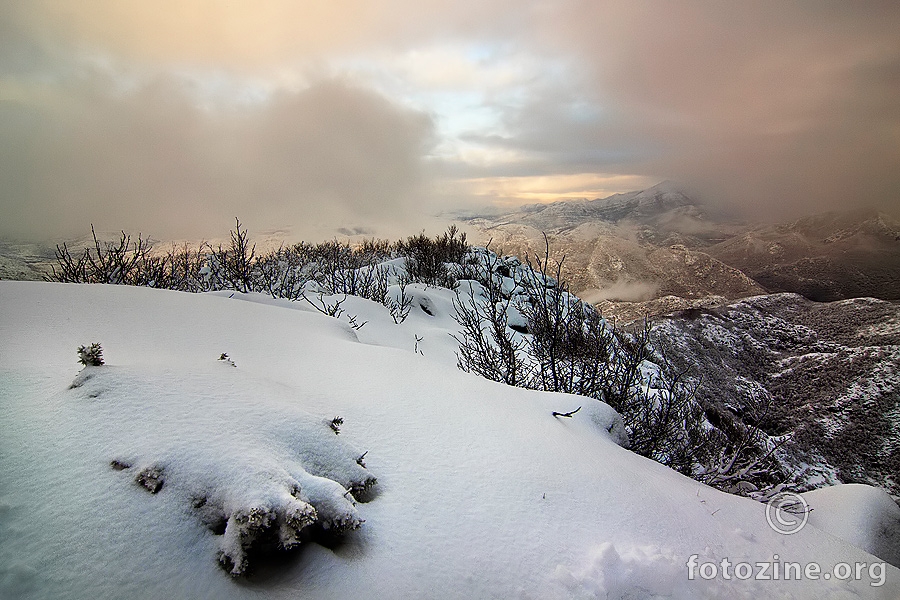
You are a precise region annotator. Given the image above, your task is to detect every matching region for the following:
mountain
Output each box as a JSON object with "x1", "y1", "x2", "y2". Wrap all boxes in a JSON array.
[
  {"x1": 653, "y1": 293, "x2": 900, "y2": 499},
  {"x1": 706, "y1": 209, "x2": 900, "y2": 301},
  {"x1": 463, "y1": 183, "x2": 900, "y2": 317},
  {"x1": 498, "y1": 180, "x2": 733, "y2": 244},
  {"x1": 465, "y1": 182, "x2": 763, "y2": 307}
]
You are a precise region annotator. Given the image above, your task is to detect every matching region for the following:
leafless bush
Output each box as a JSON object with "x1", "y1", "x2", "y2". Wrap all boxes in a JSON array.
[
  {"x1": 257, "y1": 245, "x2": 308, "y2": 300},
  {"x1": 385, "y1": 278, "x2": 413, "y2": 324},
  {"x1": 210, "y1": 218, "x2": 256, "y2": 293},
  {"x1": 396, "y1": 225, "x2": 468, "y2": 287},
  {"x1": 517, "y1": 237, "x2": 616, "y2": 397},
  {"x1": 696, "y1": 392, "x2": 791, "y2": 493},
  {"x1": 151, "y1": 243, "x2": 209, "y2": 292},
  {"x1": 49, "y1": 226, "x2": 155, "y2": 285},
  {"x1": 452, "y1": 282, "x2": 531, "y2": 387},
  {"x1": 451, "y1": 235, "x2": 788, "y2": 495},
  {"x1": 301, "y1": 292, "x2": 348, "y2": 318}
]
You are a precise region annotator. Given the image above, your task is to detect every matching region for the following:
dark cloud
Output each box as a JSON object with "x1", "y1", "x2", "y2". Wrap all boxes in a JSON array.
[
  {"x1": 0, "y1": 64, "x2": 434, "y2": 240},
  {"x1": 520, "y1": 0, "x2": 900, "y2": 219}
]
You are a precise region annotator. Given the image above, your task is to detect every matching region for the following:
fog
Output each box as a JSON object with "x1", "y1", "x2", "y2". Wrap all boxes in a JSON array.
[
  {"x1": 580, "y1": 281, "x2": 660, "y2": 304},
  {"x1": 0, "y1": 70, "x2": 434, "y2": 241}
]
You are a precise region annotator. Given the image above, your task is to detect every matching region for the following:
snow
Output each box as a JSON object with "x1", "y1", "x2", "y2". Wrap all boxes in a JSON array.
[
  {"x1": 1, "y1": 280, "x2": 899, "y2": 598},
  {"x1": 802, "y1": 484, "x2": 900, "y2": 568},
  {"x1": 66, "y1": 363, "x2": 373, "y2": 576},
  {"x1": 856, "y1": 315, "x2": 900, "y2": 337}
]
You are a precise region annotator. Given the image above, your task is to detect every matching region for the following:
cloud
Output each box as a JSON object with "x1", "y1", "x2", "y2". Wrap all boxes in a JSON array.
[
  {"x1": 2, "y1": 0, "x2": 899, "y2": 243},
  {"x1": 515, "y1": 0, "x2": 900, "y2": 218},
  {"x1": 0, "y1": 65, "x2": 434, "y2": 240},
  {"x1": 579, "y1": 280, "x2": 660, "y2": 304},
  {"x1": 444, "y1": 173, "x2": 658, "y2": 208},
  {"x1": 6, "y1": 0, "x2": 532, "y2": 70}
]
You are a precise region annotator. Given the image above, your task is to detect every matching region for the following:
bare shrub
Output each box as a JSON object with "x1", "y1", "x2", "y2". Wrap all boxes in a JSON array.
[
  {"x1": 395, "y1": 225, "x2": 468, "y2": 287},
  {"x1": 49, "y1": 226, "x2": 154, "y2": 285},
  {"x1": 451, "y1": 237, "x2": 788, "y2": 495}
]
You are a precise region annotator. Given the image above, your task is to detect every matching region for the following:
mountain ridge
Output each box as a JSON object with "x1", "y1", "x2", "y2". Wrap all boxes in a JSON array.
[{"x1": 465, "y1": 182, "x2": 900, "y2": 309}]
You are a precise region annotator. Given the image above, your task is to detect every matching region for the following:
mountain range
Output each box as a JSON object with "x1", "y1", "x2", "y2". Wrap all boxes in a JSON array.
[{"x1": 463, "y1": 181, "x2": 900, "y2": 318}]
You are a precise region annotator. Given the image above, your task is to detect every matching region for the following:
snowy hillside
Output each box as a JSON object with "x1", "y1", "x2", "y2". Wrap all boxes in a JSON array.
[
  {"x1": 652, "y1": 293, "x2": 900, "y2": 499},
  {"x1": 1, "y1": 279, "x2": 899, "y2": 599}
]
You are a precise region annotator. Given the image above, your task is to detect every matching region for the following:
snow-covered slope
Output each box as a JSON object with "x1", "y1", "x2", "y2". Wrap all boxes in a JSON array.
[
  {"x1": 0, "y1": 241, "x2": 54, "y2": 281},
  {"x1": 1, "y1": 281, "x2": 898, "y2": 598},
  {"x1": 802, "y1": 484, "x2": 900, "y2": 569},
  {"x1": 651, "y1": 293, "x2": 900, "y2": 499}
]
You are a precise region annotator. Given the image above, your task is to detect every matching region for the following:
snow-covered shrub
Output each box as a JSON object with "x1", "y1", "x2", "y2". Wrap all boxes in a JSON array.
[
  {"x1": 257, "y1": 245, "x2": 310, "y2": 300},
  {"x1": 48, "y1": 222, "x2": 471, "y2": 308},
  {"x1": 77, "y1": 342, "x2": 104, "y2": 366},
  {"x1": 69, "y1": 365, "x2": 377, "y2": 577},
  {"x1": 211, "y1": 218, "x2": 257, "y2": 294},
  {"x1": 452, "y1": 279, "x2": 531, "y2": 387},
  {"x1": 385, "y1": 280, "x2": 413, "y2": 324},
  {"x1": 49, "y1": 226, "x2": 154, "y2": 285},
  {"x1": 517, "y1": 251, "x2": 618, "y2": 398},
  {"x1": 135, "y1": 465, "x2": 165, "y2": 493}
]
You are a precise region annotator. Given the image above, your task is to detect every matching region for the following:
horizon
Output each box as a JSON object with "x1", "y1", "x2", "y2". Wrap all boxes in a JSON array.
[
  {"x1": 2, "y1": 1, "x2": 899, "y2": 242},
  {"x1": 2, "y1": 177, "x2": 899, "y2": 247}
]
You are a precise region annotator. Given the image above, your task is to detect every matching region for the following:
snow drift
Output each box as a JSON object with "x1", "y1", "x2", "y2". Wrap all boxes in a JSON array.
[{"x1": 1, "y1": 280, "x2": 898, "y2": 599}]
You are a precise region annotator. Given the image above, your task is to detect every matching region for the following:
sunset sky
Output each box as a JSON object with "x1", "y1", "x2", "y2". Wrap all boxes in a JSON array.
[{"x1": 2, "y1": 1, "x2": 899, "y2": 240}]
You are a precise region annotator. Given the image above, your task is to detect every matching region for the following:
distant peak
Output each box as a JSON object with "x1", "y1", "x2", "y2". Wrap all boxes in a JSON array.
[
  {"x1": 647, "y1": 180, "x2": 682, "y2": 192},
  {"x1": 635, "y1": 180, "x2": 695, "y2": 199}
]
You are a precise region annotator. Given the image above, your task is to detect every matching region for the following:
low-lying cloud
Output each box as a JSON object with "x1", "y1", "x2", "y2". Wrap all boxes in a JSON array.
[
  {"x1": 1, "y1": 70, "x2": 434, "y2": 241},
  {"x1": 580, "y1": 280, "x2": 660, "y2": 304}
]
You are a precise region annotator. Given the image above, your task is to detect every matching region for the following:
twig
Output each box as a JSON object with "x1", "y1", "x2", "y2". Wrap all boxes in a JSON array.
[{"x1": 552, "y1": 406, "x2": 581, "y2": 418}]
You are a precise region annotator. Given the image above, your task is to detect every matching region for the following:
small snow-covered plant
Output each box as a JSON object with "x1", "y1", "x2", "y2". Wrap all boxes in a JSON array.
[
  {"x1": 218, "y1": 353, "x2": 236, "y2": 367},
  {"x1": 77, "y1": 343, "x2": 104, "y2": 366},
  {"x1": 330, "y1": 416, "x2": 343, "y2": 434}
]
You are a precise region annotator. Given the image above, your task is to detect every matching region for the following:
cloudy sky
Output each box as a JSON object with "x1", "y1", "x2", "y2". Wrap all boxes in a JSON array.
[{"x1": 2, "y1": 1, "x2": 899, "y2": 241}]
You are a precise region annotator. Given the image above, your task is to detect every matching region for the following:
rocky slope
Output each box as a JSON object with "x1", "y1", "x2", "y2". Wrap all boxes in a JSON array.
[
  {"x1": 706, "y1": 209, "x2": 900, "y2": 301},
  {"x1": 652, "y1": 293, "x2": 900, "y2": 499}
]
